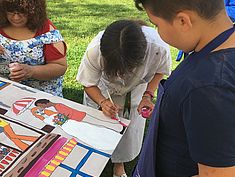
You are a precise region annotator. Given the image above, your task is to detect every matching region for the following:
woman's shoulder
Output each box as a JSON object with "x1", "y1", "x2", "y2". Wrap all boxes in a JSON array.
[
  {"x1": 141, "y1": 26, "x2": 163, "y2": 42},
  {"x1": 86, "y1": 31, "x2": 104, "y2": 52},
  {"x1": 141, "y1": 26, "x2": 169, "y2": 51},
  {"x1": 0, "y1": 28, "x2": 10, "y2": 38}
]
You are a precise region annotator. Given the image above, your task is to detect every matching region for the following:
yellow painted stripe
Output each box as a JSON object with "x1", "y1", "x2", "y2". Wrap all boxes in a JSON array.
[
  {"x1": 66, "y1": 143, "x2": 74, "y2": 147},
  {"x1": 41, "y1": 171, "x2": 50, "y2": 176},
  {"x1": 51, "y1": 160, "x2": 60, "y2": 166},
  {"x1": 70, "y1": 140, "x2": 77, "y2": 144},
  {"x1": 63, "y1": 147, "x2": 72, "y2": 151},
  {"x1": 46, "y1": 165, "x2": 55, "y2": 171},
  {"x1": 55, "y1": 155, "x2": 64, "y2": 161},
  {"x1": 59, "y1": 151, "x2": 68, "y2": 156}
]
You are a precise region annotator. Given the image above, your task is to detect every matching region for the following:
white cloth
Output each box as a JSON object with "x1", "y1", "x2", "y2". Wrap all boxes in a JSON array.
[{"x1": 76, "y1": 26, "x2": 172, "y2": 162}]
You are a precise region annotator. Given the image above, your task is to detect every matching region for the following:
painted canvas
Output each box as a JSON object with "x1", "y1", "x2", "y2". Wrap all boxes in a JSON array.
[{"x1": 0, "y1": 77, "x2": 130, "y2": 177}]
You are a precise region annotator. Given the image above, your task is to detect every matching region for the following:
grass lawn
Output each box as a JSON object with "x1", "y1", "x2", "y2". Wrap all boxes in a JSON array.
[{"x1": 47, "y1": 0, "x2": 179, "y2": 176}]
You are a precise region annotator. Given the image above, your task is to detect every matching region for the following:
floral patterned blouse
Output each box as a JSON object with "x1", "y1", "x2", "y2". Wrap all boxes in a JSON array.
[{"x1": 0, "y1": 29, "x2": 65, "y2": 97}]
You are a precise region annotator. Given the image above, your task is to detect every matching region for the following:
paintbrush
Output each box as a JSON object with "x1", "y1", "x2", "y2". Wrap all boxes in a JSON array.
[{"x1": 106, "y1": 89, "x2": 121, "y2": 122}]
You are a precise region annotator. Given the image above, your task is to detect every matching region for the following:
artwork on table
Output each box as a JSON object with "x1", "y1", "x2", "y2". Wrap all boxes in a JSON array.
[
  {"x1": 0, "y1": 145, "x2": 21, "y2": 175},
  {"x1": 0, "y1": 80, "x2": 10, "y2": 90},
  {"x1": 12, "y1": 97, "x2": 36, "y2": 115},
  {"x1": 0, "y1": 116, "x2": 44, "y2": 151},
  {"x1": 0, "y1": 115, "x2": 44, "y2": 176},
  {"x1": 0, "y1": 77, "x2": 130, "y2": 177}
]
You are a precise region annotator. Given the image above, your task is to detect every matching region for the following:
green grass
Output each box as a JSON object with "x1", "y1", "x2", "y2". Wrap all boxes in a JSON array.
[{"x1": 47, "y1": 0, "x2": 180, "y2": 176}]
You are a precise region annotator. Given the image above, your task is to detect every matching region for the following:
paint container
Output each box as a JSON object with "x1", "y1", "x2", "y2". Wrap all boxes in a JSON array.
[
  {"x1": 141, "y1": 107, "x2": 151, "y2": 118},
  {"x1": 8, "y1": 62, "x2": 17, "y2": 72}
]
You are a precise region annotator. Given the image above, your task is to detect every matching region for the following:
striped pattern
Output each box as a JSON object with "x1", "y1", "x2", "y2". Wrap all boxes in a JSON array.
[
  {"x1": 38, "y1": 138, "x2": 77, "y2": 177},
  {"x1": 0, "y1": 149, "x2": 20, "y2": 174},
  {"x1": 12, "y1": 97, "x2": 36, "y2": 115}
]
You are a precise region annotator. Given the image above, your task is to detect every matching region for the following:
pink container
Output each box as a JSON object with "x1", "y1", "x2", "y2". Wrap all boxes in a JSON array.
[{"x1": 141, "y1": 107, "x2": 151, "y2": 118}]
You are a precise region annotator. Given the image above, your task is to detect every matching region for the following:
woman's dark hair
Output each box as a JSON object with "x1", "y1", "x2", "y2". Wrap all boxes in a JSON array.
[
  {"x1": 100, "y1": 20, "x2": 147, "y2": 78},
  {"x1": 0, "y1": 0, "x2": 47, "y2": 31},
  {"x1": 135, "y1": 0, "x2": 225, "y2": 22},
  {"x1": 35, "y1": 99, "x2": 50, "y2": 106}
]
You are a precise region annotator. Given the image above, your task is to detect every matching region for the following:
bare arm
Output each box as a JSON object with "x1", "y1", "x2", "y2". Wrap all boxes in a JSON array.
[
  {"x1": 197, "y1": 163, "x2": 235, "y2": 177},
  {"x1": 9, "y1": 25, "x2": 67, "y2": 82},
  {"x1": 31, "y1": 41, "x2": 67, "y2": 80},
  {"x1": 137, "y1": 73, "x2": 163, "y2": 114},
  {"x1": 84, "y1": 86, "x2": 119, "y2": 117}
]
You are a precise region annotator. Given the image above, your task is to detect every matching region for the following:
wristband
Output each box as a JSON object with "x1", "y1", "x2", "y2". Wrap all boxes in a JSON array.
[
  {"x1": 142, "y1": 95, "x2": 152, "y2": 100},
  {"x1": 143, "y1": 90, "x2": 154, "y2": 100}
]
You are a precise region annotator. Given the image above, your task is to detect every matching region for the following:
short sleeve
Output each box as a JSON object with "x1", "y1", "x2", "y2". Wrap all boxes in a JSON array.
[
  {"x1": 150, "y1": 42, "x2": 172, "y2": 76},
  {"x1": 182, "y1": 86, "x2": 235, "y2": 167},
  {"x1": 76, "y1": 33, "x2": 104, "y2": 87},
  {"x1": 44, "y1": 42, "x2": 67, "y2": 61},
  {"x1": 37, "y1": 19, "x2": 67, "y2": 61},
  {"x1": 142, "y1": 26, "x2": 172, "y2": 77}
]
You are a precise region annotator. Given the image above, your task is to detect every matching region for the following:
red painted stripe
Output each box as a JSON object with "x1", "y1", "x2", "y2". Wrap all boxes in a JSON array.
[
  {"x1": 5, "y1": 156, "x2": 12, "y2": 161},
  {"x1": 0, "y1": 164, "x2": 5, "y2": 169},
  {"x1": 9, "y1": 153, "x2": 16, "y2": 157},
  {"x1": 1, "y1": 160, "x2": 9, "y2": 165}
]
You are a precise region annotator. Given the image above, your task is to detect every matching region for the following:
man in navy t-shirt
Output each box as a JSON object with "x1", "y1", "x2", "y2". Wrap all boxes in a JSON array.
[
  {"x1": 156, "y1": 49, "x2": 235, "y2": 176},
  {"x1": 133, "y1": 0, "x2": 235, "y2": 176}
]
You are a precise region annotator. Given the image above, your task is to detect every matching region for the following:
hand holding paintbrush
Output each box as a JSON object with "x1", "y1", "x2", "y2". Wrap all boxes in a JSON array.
[{"x1": 103, "y1": 90, "x2": 121, "y2": 121}]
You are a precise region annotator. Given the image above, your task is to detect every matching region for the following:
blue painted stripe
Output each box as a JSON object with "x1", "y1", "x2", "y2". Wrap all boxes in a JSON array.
[
  {"x1": 59, "y1": 142, "x2": 111, "y2": 177},
  {"x1": 0, "y1": 82, "x2": 6, "y2": 87},
  {"x1": 77, "y1": 142, "x2": 111, "y2": 158},
  {"x1": 59, "y1": 163, "x2": 92, "y2": 177},
  {"x1": 75, "y1": 150, "x2": 92, "y2": 171}
]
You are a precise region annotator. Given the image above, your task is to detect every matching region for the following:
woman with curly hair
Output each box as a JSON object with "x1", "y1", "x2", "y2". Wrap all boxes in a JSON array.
[{"x1": 0, "y1": 0, "x2": 67, "y2": 97}]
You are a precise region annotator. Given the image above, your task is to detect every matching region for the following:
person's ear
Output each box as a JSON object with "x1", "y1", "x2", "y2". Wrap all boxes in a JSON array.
[{"x1": 173, "y1": 11, "x2": 193, "y2": 32}]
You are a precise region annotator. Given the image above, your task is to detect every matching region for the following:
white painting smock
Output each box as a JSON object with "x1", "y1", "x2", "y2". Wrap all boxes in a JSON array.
[{"x1": 77, "y1": 26, "x2": 172, "y2": 162}]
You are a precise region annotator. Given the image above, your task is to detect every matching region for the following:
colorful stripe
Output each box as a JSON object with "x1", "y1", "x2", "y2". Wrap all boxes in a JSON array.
[
  {"x1": 59, "y1": 163, "x2": 93, "y2": 177},
  {"x1": 24, "y1": 137, "x2": 67, "y2": 177},
  {"x1": 38, "y1": 138, "x2": 77, "y2": 177},
  {"x1": 58, "y1": 142, "x2": 111, "y2": 177},
  {"x1": 0, "y1": 115, "x2": 45, "y2": 177},
  {"x1": 0, "y1": 147, "x2": 20, "y2": 175},
  {"x1": 4, "y1": 134, "x2": 59, "y2": 177}
]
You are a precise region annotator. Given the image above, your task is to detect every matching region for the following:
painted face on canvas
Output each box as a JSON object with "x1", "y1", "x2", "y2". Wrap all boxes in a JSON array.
[
  {"x1": 6, "y1": 11, "x2": 28, "y2": 28},
  {"x1": 36, "y1": 103, "x2": 48, "y2": 109}
]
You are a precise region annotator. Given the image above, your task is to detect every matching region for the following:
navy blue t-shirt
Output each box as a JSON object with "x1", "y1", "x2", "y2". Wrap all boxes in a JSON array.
[{"x1": 156, "y1": 48, "x2": 235, "y2": 176}]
